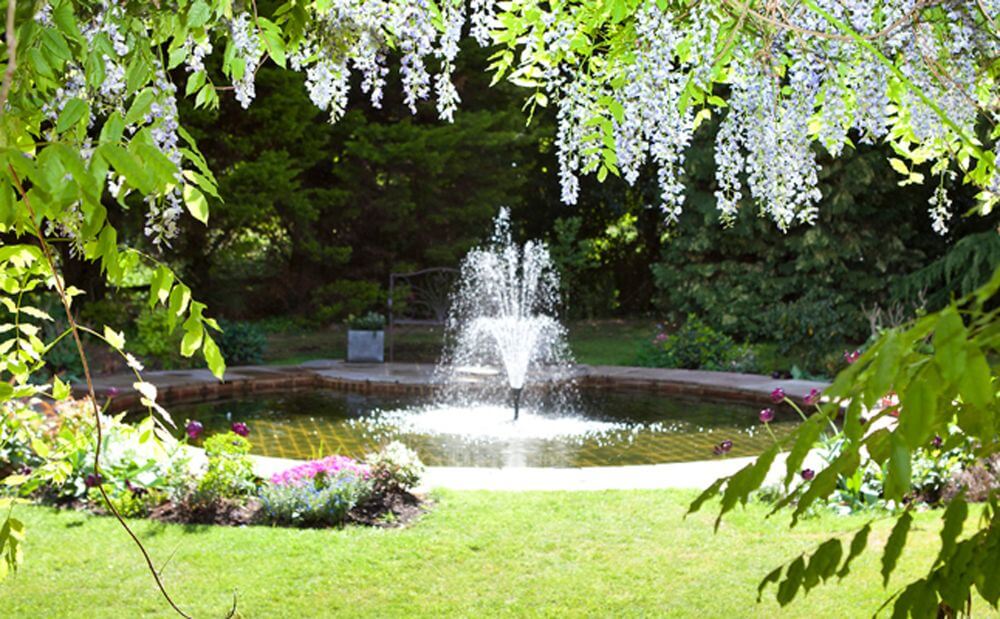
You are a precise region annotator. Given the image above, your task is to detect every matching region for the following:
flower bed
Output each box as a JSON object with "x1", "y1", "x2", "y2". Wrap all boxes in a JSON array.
[{"x1": 1, "y1": 398, "x2": 427, "y2": 529}]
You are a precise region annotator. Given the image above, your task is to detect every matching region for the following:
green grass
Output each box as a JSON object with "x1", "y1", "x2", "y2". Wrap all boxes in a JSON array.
[
  {"x1": 0, "y1": 490, "x2": 974, "y2": 618},
  {"x1": 263, "y1": 320, "x2": 656, "y2": 367}
]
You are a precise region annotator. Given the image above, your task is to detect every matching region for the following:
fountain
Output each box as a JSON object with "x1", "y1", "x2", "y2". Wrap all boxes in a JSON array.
[{"x1": 438, "y1": 208, "x2": 574, "y2": 419}]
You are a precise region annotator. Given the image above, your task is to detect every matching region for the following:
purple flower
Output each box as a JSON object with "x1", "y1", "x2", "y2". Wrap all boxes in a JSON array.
[
  {"x1": 231, "y1": 422, "x2": 249, "y2": 437},
  {"x1": 801, "y1": 468, "x2": 815, "y2": 481},
  {"x1": 770, "y1": 387, "x2": 786, "y2": 403},
  {"x1": 804, "y1": 388, "x2": 821, "y2": 406},
  {"x1": 931, "y1": 435, "x2": 943, "y2": 449},
  {"x1": 759, "y1": 408, "x2": 775, "y2": 423},
  {"x1": 108, "y1": 386, "x2": 120, "y2": 397},
  {"x1": 185, "y1": 420, "x2": 203, "y2": 440},
  {"x1": 84, "y1": 473, "x2": 103, "y2": 488},
  {"x1": 713, "y1": 440, "x2": 734, "y2": 456},
  {"x1": 844, "y1": 350, "x2": 861, "y2": 364}
]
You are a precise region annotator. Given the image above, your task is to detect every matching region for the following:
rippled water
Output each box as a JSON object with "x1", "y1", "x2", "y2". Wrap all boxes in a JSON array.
[{"x1": 164, "y1": 388, "x2": 800, "y2": 468}]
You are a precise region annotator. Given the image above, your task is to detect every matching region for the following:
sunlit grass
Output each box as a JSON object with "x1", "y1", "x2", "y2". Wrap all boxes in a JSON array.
[{"x1": 0, "y1": 490, "x2": 963, "y2": 618}]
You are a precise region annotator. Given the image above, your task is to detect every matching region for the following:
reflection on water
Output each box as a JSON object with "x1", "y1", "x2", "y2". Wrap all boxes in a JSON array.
[{"x1": 163, "y1": 388, "x2": 799, "y2": 467}]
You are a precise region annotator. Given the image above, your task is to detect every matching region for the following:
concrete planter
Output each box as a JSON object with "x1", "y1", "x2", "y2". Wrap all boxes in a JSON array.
[{"x1": 347, "y1": 330, "x2": 384, "y2": 363}]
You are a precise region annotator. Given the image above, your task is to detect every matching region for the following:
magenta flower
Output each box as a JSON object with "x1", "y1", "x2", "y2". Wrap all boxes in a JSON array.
[
  {"x1": 770, "y1": 388, "x2": 786, "y2": 403},
  {"x1": 108, "y1": 386, "x2": 120, "y2": 397},
  {"x1": 804, "y1": 388, "x2": 821, "y2": 406},
  {"x1": 231, "y1": 422, "x2": 249, "y2": 437},
  {"x1": 931, "y1": 435, "x2": 943, "y2": 449},
  {"x1": 713, "y1": 440, "x2": 734, "y2": 456},
  {"x1": 759, "y1": 408, "x2": 775, "y2": 423},
  {"x1": 185, "y1": 420, "x2": 203, "y2": 440},
  {"x1": 801, "y1": 468, "x2": 815, "y2": 481},
  {"x1": 844, "y1": 350, "x2": 861, "y2": 364},
  {"x1": 270, "y1": 455, "x2": 371, "y2": 487},
  {"x1": 84, "y1": 473, "x2": 103, "y2": 488}
]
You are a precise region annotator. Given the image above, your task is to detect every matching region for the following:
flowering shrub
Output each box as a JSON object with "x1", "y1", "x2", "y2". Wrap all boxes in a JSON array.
[
  {"x1": 194, "y1": 432, "x2": 257, "y2": 501},
  {"x1": 258, "y1": 470, "x2": 371, "y2": 528},
  {"x1": 364, "y1": 442, "x2": 425, "y2": 494},
  {"x1": 270, "y1": 455, "x2": 369, "y2": 488}
]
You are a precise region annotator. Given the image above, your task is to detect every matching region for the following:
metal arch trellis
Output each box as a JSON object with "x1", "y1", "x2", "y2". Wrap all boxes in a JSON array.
[{"x1": 387, "y1": 267, "x2": 459, "y2": 362}]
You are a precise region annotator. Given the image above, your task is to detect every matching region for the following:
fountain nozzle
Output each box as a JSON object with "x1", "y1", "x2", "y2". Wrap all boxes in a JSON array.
[{"x1": 512, "y1": 387, "x2": 523, "y2": 421}]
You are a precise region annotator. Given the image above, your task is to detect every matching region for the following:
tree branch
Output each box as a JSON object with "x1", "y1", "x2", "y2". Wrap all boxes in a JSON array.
[{"x1": 8, "y1": 166, "x2": 193, "y2": 619}]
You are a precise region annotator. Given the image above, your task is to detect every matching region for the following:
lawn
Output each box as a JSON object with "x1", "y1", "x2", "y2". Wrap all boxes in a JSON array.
[
  {"x1": 0, "y1": 490, "x2": 968, "y2": 618},
  {"x1": 263, "y1": 320, "x2": 657, "y2": 367}
]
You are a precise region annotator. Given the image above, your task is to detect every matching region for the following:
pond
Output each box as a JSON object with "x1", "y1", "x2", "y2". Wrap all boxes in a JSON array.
[{"x1": 164, "y1": 388, "x2": 799, "y2": 468}]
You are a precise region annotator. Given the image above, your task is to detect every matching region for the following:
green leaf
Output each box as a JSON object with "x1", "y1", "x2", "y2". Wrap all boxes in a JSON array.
[
  {"x1": 803, "y1": 539, "x2": 842, "y2": 591},
  {"x1": 182, "y1": 185, "x2": 209, "y2": 224},
  {"x1": 933, "y1": 307, "x2": 967, "y2": 384},
  {"x1": 125, "y1": 89, "x2": 156, "y2": 126},
  {"x1": 148, "y1": 266, "x2": 175, "y2": 307},
  {"x1": 837, "y1": 523, "x2": 871, "y2": 579},
  {"x1": 187, "y1": 0, "x2": 211, "y2": 27},
  {"x1": 180, "y1": 319, "x2": 203, "y2": 357},
  {"x1": 103, "y1": 326, "x2": 125, "y2": 350},
  {"x1": 686, "y1": 476, "x2": 725, "y2": 516},
  {"x1": 785, "y1": 412, "x2": 825, "y2": 486},
  {"x1": 56, "y1": 99, "x2": 88, "y2": 133},
  {"x1": 898, "y1": 365, "x2": 938, "y2": 449},
  {"x1": 776, "y1": 556, "x2": 806, "y2": 606},
  {"x1": 884, "y1": 434, "x2": 912, "y2": 501},
  {"x1": 202, "y1": 333, "x2": 226, "y2": 380},
  {"x1": 757, "y1": 565, "x2": 783, "y2": 602},
  {"x1": 97, "y1": 144, "x2": 153, "y2": 195},
  {"x1": 865, "y1": 330, "x2": 900, "y2": 405},
  {"x1": 959, "y1": 346, "x2": 993, "y2": 410},
  {"x1": 937, "y1": 495, "x2": 966, "y2": 565},
  {"x1": 52, "y1": 375, "x2": 71, "y2": 400},
  {"x1": 881, "y1": 512, "x2": 913, "y2": 586}
]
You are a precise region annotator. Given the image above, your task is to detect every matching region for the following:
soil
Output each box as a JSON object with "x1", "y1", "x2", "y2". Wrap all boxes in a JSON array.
[
  {"x1": 144, "y1": 490, "x2": 429, "y2": 529},
  {"x1": 149, "y1": 497, "x2": 262, "y2": 526},
  {"x1": 348, "y1": 490, "x2": 428, "y2": 528}
]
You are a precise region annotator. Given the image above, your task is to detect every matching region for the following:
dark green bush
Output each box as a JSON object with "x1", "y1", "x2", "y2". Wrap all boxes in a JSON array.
[
  {"x1": 638, "y1": 314, "x2": 757, "y2": 372},
  {"x1": 219, "y1": 320, "x2": 267, "y2": 365}
]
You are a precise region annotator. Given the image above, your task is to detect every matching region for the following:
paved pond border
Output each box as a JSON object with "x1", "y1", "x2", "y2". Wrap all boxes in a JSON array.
[{"x1": 81, "y1": 359, "x2": 829, "y2": 413}]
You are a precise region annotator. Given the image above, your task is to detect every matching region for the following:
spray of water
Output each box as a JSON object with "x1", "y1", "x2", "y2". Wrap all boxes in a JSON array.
[{"x1": 436, "y1": 208, "x2": 576, "y2": 417}]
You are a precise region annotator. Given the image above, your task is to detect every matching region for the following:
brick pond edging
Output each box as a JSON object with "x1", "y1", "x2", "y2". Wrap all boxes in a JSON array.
[{"x1": 77, "y1": 359, "x2": 829, "y2": 413}]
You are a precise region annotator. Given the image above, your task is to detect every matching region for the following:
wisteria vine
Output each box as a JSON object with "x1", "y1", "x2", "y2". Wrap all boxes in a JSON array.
[{"x1": 23, "y1": 0, "x2": 1000, "y2": 256}]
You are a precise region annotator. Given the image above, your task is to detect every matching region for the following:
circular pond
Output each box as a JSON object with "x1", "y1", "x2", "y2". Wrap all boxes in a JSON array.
[{"x1": 165, "y1": 388, "x2": 799, "y2": 468}]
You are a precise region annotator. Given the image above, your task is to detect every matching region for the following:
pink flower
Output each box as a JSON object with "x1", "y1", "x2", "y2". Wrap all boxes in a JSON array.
[
  {"x1": 759, "y1": 408, "x2": 775, "y2": 423},
  {"x1": 804, "y1": 388, "x2": 821, "y2": 406},
  {"x1": 231, "y1": 422, "x2": 249, "y2": 437},
  {"x1": 185, "y1": 420, "x2": 203, "y2": 440},
  {"x1": 270, "y1": 455, "x2": 371, "y2": 486},
  {"x1": 844, "y1": 350, "x2": 861, "y2": 364},
  {"x1": 770, "y1": 388, "x2": 786, "y2": 403}
]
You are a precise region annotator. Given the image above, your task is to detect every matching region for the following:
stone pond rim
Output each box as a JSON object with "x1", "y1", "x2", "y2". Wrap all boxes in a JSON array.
[{"x1": 77, "y1": 359, "x2": 830, "y2": 414}]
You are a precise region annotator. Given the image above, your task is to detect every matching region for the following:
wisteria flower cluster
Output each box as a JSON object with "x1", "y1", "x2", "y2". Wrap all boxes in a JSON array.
[{"x1": 24, "y1": 0, "x2": 998, "y2": 250}]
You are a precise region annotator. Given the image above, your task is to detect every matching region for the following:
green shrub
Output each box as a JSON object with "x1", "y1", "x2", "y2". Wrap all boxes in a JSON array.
[
  {"x1": 364, "y1": 441, "x2": 424, "y2": 494},
  {"x1": 347, "y1": 311, "x2": 386, "y2": 331},
  {"x1": 132, "y1": 306, "x2": 189, "y2": 369},
  {"x1": 218, "y1": 320, "x2": 267, "y2": 365},
  {"x1": 311, "y1": 280, "x2": 383, "y2": 325},
  {"x1": 258, "y1": 470, "x2": 372, "y2": 527},
  {"x1": 196, "y1": 432, "x2": 257, "y2": 500},
  {"x1": 637, "y1": 315, "x2": 757, "y2": 372}
]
